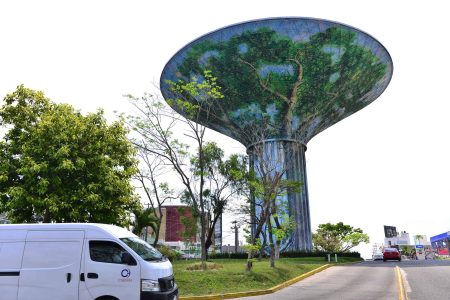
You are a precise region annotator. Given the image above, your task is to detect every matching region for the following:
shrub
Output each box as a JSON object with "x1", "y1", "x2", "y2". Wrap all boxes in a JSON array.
[
  {"x1": 208, "y1": 251, "x2": 360, "y2": 259},
  {"x1": 186, "y1": 262, "x2": 223, "y2": 271},
  {"x1": 280, "y1": 251, "x2": 361, "y2": 258},
  {"x1": 156, "y1": 244, "x2": 181, "y2": 261},
  {"x1": 208, "y1": 252, "x2": 249, "y2": 259}
]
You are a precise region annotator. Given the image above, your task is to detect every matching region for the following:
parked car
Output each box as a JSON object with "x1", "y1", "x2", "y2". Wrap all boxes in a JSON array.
[
  {"x1": 383, "y1": 247, "x2": 401, "y2": 261},
  {"x1": 174, "y1": 249, "x2": 200, "y2": 259},
  {"x1": 372, "y1": 252, "x2": 384, "y2": 261},
  {"x1": 181, "y1": 252, "x2": 196, "y2": 259}
]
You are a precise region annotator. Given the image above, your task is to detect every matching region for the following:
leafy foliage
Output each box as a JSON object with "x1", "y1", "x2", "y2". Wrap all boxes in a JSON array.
[
  {"x1": 163, "y1": 24, "x2": 389, "y2": 145},
  {"x1": 134, "y1": 148, "x2": 176, "y2": 246},
  {"x1": 0, "y1": 85, "x2": 137, "y2": 224},
  {"x1": 183, "y1": 141, "x2": 249, "y2": 254},
  {"x1": 208, "y1": 250, "x2": 361, "y2": 259},
  {"x1": 312, "y1": 222, "x2": 369, "y2": 253},
  {"x1": 173, "y1": 258, "x2": 326, "y2": 296},
  {"x1": 155, "y1": 244, "x2": 182, "y2": 262},
  {"x1": 125, "y1": 78, "x2": 247, "y2": 269},
  {"x1": 177, "y1": 206, "x2": 198, "y2": 243},
  {"x1": 131, "y1": 205, "x2": 159, "y2": 237},
  {"x1": 243, "y1": 141, "x2": 302, "y2": 269}
]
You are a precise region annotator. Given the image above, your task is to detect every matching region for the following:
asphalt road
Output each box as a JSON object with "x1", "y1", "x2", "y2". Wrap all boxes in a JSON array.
[
  {"x1": 400, "y1": 259, "x2": 450, "y2": 300},
  {"x1": 238, "y1": 261, "x2": 400, "y2": 300},
  {"x1": 238, "y1": 259, "x2": 450, "y2": 300}
]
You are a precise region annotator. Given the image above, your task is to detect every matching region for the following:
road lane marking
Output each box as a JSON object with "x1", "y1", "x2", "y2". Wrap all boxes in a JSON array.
[
  {"x1": 396, "y1": 266, "x2": 409, "y2": 300},
  {"x1": 400, "y1": 268, "x2": 412, "y2": 294}
]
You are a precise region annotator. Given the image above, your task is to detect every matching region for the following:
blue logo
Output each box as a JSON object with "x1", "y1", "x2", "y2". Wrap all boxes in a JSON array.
[{"x1": 121, "y1": 269, "x2": 131, "y2": 278}]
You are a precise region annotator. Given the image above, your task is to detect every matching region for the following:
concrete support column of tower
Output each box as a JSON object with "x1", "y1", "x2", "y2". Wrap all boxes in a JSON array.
[{"x1": 247, "y1": 139, "x2": 312, "y2": 252}]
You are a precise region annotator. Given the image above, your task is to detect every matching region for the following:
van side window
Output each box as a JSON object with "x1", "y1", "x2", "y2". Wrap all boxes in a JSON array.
[{"x1": 89, "y1": 241, "x2": 127, "y2": 264}]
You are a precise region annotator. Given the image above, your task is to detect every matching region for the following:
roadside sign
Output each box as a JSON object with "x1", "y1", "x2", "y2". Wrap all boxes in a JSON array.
[{"x1": 415, "y1": 245, "x2": 425, "y2": 259}]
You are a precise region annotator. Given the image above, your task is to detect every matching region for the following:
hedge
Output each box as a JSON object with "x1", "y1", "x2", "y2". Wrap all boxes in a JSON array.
[{"x1": 208, "y1": 251, "x2": 360, "y2": 260}]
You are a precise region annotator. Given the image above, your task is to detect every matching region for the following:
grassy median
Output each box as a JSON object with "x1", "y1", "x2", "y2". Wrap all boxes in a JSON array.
[{"x1": 173, "y1": 257, "x2": 361, "y2": 296}]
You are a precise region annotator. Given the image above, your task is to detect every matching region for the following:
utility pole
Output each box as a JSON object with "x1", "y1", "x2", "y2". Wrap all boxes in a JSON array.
[{"x1": 231, "y1": 221, "x2": 239, "y2": 253}]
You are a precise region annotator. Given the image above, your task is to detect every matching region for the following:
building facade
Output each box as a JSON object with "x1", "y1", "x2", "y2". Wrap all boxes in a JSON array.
[
  {"x1": 145, "y1": 205, "x2": 199, "y2": 250},
  {"x1": 431, "y1": 232, "x2": 450, "y2": 256},
  {"x1": 384, "y1": 231, "x2": 411, "y2": 247},
  {"x1": 383, "y1": 226, "x2": 411, "y2": 247}
]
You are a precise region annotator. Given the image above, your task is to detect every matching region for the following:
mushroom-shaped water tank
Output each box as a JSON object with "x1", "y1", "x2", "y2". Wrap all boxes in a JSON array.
[{"x1": 160, "y1": 17, "x2": 393, "y2": 251}]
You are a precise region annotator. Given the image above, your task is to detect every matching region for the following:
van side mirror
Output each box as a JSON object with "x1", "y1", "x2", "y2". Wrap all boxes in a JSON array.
[{"x1": 121, "y1": 252, "x2": 136, "y2": 265}]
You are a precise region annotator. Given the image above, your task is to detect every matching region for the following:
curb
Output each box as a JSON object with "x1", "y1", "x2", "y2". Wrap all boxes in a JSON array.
[{"x1": 179, "y1": 264, "x2": 332, "y2": 300}]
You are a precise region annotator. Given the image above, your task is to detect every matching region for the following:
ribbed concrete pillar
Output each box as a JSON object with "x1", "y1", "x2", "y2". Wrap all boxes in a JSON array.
[{"x1": 248, "y1": 139, "x2": 312, "y2": 252}]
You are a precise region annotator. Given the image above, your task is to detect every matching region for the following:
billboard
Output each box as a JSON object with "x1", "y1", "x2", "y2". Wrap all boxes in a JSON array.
[
  {"x1": 384, "y1": 225, "x2": 397, "y2": 238},
  {"x1": 431, "y1": 232, "x2": 450, "y2": 256}
]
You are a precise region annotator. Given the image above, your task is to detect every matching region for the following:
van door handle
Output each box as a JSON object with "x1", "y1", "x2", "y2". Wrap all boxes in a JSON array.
[
  {"x1": 80, "y1": 273, "x2": 85, "y2": 281},
  {"x1": 66, "y1": 273, "x2": 72, "y2": 283},
  {"x1": 87, "y1": 273, "x2": 99, "y2": 279}
]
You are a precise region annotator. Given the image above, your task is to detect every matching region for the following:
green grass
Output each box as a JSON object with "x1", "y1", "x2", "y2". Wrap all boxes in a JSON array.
[{"x1": 173, "y1": 257, "x2": 362, "y2": 296}]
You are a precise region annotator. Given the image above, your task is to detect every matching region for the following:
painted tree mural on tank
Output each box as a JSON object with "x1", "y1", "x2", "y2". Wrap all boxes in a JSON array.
[{"x1": 161, "y1": 18, "x2": 392, "y2": 146}]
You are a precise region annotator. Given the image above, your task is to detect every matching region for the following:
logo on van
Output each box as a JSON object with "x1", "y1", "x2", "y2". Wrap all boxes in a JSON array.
[{"x1": 121, "y1": 268, "x2": 131, "y2": 278}]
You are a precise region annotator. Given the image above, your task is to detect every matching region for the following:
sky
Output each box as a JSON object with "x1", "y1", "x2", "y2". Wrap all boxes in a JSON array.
[{"x1": 1, "y1": 0, "x2": 449, "y2": 258}]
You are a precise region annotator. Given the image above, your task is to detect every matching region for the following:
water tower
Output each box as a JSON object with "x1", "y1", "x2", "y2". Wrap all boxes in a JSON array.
[{"x1": 160, "y1": 17, "x2": 393, "y2": 251}]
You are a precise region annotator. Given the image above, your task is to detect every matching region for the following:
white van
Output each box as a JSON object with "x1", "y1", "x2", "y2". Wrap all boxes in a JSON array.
[{"x1": 0, "y1": 223, "x2": 178, "y2": 300}]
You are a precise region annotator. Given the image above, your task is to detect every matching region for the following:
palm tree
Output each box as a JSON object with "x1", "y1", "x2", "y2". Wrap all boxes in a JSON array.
[
  {"x1": 132, "y1": 207, "x2": 159, "y2": 242},
  {"x1": 414, "y1": 234, "x2": 424, "y2": 245}
]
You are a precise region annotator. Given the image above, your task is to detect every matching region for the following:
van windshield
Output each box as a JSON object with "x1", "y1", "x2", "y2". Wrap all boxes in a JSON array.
[{"x1": 120, "y1": 237, "x2": 164, "y2": 261}]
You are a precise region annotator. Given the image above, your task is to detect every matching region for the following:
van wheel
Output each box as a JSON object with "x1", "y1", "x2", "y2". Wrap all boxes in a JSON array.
[{"x1": 96, "y1": 296, "x2": 119, "y2": 300}]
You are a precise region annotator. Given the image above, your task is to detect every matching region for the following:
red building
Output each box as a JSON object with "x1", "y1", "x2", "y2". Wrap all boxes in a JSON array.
[{"x1": 163, "y1": 205, "x2": 196, "y2": 243}]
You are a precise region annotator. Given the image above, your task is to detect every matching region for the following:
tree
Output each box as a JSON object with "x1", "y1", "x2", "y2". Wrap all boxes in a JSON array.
[
  {"x1": 245, "y1": 138, "x2": 300, "y2": 270},
  {"x1": 0, "y1": 85, "x2": 137, "y2": 224},
  {"x1": 185, "y1": 141, "x2": 248, "y2": 257},
  {"x1": 399, "y1": 245, "x2": 413, "y2": 257},
  {"x1": 312, "y1": 222, "x2": 369, "y2": 253},
  {"x1": 178, "y1": 206, "x2": 199, "y2": 252},
  {"x1": 134, "y1": 147, "x2": 176, "y2": 246},
  {"x1": 125, "y1": 71, "x2": 227, "y2": 270},
  {"x1": 414, "y1": 234, "x2": 424, "y2": 245},
  {"x1": 163, "y1": 71, "x2": 302, "y2": 270},
  {"x1": 270, "y1": 210, "x2": 296, "y2": 260},
  {"x1": 131, "y1": 205, "x2": 159, "y2": 238}
]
